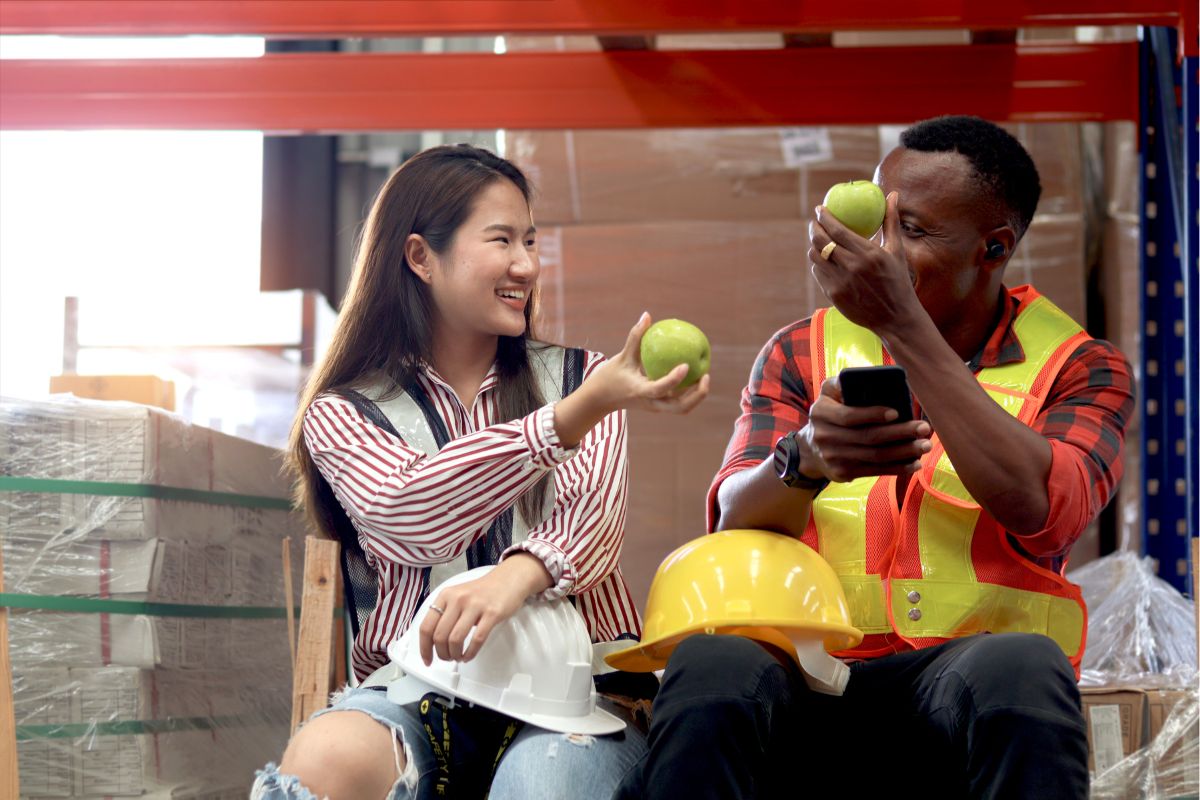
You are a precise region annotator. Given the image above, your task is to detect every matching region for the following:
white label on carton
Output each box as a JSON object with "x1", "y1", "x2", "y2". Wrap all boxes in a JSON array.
[
  {"x1": 780, "y1": 128, "x2": 833, "y2": 167},
  {"x1": 1090, "y1": 704, "x2": 1125, "y2": 774}
]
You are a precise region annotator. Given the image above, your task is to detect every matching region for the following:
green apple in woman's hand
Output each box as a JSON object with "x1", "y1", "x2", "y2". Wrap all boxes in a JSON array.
[{"x1": 640, "y1": 319, "x2": 711, "y2": 388}]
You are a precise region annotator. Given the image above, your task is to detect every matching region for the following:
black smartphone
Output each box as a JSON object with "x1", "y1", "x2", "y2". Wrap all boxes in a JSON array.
[{"x1": 838, "y1": 365, "x2": 914, "y2": 422}]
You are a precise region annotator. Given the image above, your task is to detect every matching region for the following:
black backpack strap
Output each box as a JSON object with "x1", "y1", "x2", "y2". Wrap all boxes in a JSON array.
[
  {"x1": 321, "y1": 390, "x2": 405, "y2": 641},
  {"x1": 341, "y1": 389, "x2": 403, "y2": 439},
  {"x1": 562, "y1": 346, "x2": 587, "y2": 397}
]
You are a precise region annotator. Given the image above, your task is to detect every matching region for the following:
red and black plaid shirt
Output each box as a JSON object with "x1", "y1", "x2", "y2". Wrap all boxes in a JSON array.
[{"x1": 707, "y1": 285, "x2": 1135, "y2": 567}]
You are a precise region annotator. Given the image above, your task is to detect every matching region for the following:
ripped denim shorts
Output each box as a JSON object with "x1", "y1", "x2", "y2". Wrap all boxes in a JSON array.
[{"x1": 251, "y1": 685, "x2": 648, "y2": 800}]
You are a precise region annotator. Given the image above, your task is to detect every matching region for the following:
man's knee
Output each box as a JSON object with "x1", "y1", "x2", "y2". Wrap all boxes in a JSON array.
[
  {"x1": 958, "y1": 633, "x2": 1080, "y2": 715},
  {"x1": 662, "y1": 634, "x2": 785, "y2": 693}
]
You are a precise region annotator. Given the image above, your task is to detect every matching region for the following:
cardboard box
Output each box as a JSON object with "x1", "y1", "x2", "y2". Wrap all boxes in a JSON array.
[
  {"x1": 1007, "y1": 213, "x2": 1088, "y2": 327},
  {"x1": 1145, "y1": 688, "x2": 1193, "y2": 740},
  {"x1": 510, "y1": 121, "x2": 1084, "y2": 225},
  {"x1": 1081, "y1": 687, "x2": 1150, "y2": 774},
  {"x1": 510, "y1": 127, "x2": 882, "y2": 225},
  {"x1": 0, "y1": 397, "x2": 291, "y2": 498},
  {"x1": 50, "y1": 374, "x2": 176, "y2": 412}
]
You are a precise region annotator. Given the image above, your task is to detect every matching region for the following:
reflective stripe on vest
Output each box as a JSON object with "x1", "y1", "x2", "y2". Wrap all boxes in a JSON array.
[
  {"x1": 811, "y1": 292, "x2": 1089, "y2": 659},
  {"x1": 364, "y1": 343, "x2": 569, "y2": 590}
]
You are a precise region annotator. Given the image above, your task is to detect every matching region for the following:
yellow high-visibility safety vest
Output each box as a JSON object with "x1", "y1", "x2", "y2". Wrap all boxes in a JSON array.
[{"x1": 807, "y1": 286, "x2": 1092, "y2": 667}]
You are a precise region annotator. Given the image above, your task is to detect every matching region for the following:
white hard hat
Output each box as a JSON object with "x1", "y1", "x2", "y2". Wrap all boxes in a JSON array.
[{"x1": 386, "y1": 566, "x2": 626, "y2": 735}]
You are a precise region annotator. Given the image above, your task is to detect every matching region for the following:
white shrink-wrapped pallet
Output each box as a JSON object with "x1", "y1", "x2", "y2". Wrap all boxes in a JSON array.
[{"x1": 1, "y1": 395, "x2": 308, "y2": 797}]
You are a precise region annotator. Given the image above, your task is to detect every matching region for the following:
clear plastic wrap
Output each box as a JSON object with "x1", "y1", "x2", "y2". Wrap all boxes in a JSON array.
[
  {"x1": 1068, "y1": 550, "x2": 1199, "y2": 798},
  {"x1": 2, "y1": 394, "x2": 306, "y2": 798},
  {"x1": 1090, "y1": 687, "x2": 1199, "y2": 800},
  {"x1": 1069, "y1": 550, "x2": 1197, "y2": 688}
]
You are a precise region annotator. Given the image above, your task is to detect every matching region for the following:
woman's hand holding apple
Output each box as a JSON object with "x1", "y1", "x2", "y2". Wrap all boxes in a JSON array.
[{"x1": 552, "y1": 313, "x2": 710, "y2": 448}]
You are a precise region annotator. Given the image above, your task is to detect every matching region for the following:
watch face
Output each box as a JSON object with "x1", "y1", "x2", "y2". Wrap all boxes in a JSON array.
[{"x1": 773, "y1": 434, "x2": 793, "y2": 479}]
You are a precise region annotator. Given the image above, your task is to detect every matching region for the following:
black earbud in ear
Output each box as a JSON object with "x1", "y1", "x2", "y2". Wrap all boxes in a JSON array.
[{"x1": 986, "y1": 242, "x2": 1006, "y2": 260}]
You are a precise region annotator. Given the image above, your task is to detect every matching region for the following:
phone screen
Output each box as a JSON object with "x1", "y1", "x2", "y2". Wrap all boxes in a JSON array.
[{"x1": 838, "y1": 365, "x2": 914, "y2": 422}]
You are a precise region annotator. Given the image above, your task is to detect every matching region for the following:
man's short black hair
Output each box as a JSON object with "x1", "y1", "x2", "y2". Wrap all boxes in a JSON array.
[{"x1": 899, "y1": 115, "x2": 1041, "y2": 237}]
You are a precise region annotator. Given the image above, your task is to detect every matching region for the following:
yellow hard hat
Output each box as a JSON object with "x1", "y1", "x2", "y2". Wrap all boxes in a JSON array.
[{"x1": 606, "y1": 530, "x2": 863, "y2": 674}]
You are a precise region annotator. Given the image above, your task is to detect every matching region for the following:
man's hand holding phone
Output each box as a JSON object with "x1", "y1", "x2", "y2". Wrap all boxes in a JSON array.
[{"x1": 795, "y1": 366, "x2": 931, "y2": 484}]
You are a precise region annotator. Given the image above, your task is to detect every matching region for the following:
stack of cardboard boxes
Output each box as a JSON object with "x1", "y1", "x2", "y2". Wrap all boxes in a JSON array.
[{"x1": 2, "y1": 396, "x2": 305, "y2": 798}]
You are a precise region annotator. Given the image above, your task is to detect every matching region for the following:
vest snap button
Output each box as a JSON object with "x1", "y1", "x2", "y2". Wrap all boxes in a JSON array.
[
  {"x1": 907, "y1": 608, "x2": 922, "y2": 621},
  {"x1": 906, "y1": 590, "x2": 921, "y2": 604}
]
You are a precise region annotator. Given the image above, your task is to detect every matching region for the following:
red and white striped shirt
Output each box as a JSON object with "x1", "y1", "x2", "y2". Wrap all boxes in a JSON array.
[{"x1": 302, "y1": 349, "x2": 643, "y2": 680}]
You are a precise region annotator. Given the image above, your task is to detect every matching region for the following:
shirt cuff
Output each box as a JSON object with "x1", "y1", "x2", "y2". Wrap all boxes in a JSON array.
[
  {"x1": 502, "y1": 539, "x2": 576, "y2": 599},
  {"x1": 523, "y1": 403, "x2": 578, "y2": 469}
]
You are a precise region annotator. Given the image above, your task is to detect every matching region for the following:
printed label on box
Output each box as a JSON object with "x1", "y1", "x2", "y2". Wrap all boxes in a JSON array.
[
  {"x1": 780, "y1": 128, "x2": 833, "y2": 168},
  {"x1": 1089, "y1": 704, "x2": 1126, "y2": 774}
]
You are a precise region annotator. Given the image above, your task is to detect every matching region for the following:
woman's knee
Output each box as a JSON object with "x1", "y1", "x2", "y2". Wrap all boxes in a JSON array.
[{"x1": 276, "y1": 710, "x2": 403, "y2": 800}]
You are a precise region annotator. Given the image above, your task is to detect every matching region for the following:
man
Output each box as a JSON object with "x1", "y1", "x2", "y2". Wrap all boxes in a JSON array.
[{"x1": 615, "y1": 116, "x2": 1133, "y2": 799}]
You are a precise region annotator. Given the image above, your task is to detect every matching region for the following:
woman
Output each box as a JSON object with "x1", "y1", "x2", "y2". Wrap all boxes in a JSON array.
[{"x1": 253, "y1": 144, "x2": 709, "y2": 799}]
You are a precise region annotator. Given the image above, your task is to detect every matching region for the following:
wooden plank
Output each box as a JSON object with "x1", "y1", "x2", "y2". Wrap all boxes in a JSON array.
[
  {"x1": 281, "y1": 537, "x2": 296, "y2": 672},
  {"x1": 333, "y1": 566, "x2": 348, "y2": 690},
  {"x1": 290, "y1": 536, "x2": 340, "y2": 735},
  {"x1": 0, "y1": 532, "x2": 19, "y2": 797}
]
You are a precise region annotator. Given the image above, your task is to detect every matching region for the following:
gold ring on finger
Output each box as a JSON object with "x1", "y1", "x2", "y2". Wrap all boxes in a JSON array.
[{"x1": 820, "y1": 241, "x2": 838, "y2": 261}]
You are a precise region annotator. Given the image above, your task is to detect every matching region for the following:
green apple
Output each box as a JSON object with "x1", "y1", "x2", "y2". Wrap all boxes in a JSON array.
[
  {"x1": 822, "y1": 180, "x2": 887, "y2": 239},
  {"x1": 640, "y1": 319, "x2": 711, "y2": 388}
]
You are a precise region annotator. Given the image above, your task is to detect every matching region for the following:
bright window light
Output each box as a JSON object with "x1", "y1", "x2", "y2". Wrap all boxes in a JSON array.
[
  {"x1": 0, "y1": 35, "x2": 265, "y2": 59},
  {"x1": 0, "y1": 36, "x2": 265, "y2": 400}
]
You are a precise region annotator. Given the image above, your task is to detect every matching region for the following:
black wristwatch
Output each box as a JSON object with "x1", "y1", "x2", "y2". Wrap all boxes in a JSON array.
[{"x1": 773, "y1": 432, "x2": 829, "y2": 493}]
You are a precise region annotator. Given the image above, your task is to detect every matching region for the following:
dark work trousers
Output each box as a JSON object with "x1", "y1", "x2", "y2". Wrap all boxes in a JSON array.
[{"x1": 613, "y1": 632, "x2": 1089, "y2": 800}]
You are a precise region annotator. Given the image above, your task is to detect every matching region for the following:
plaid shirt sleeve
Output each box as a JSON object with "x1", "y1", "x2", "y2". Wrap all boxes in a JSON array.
[
  {"x1": 706, "y1": 319, "x2": 815, "y2": 530},
  {"x1": 1020, "y1": 338, "x2": 1135, "y2": 556}
]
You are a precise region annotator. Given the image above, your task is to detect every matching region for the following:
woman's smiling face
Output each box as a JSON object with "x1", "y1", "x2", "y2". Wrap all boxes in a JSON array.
[{"x1": 423, "y1": 178, "x2": 539, "y2": 345}]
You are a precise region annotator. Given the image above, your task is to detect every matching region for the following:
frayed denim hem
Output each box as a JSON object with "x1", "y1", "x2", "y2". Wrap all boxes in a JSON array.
[{"x1": 251, "y1": 763, "x2": 323, "y2": 799}]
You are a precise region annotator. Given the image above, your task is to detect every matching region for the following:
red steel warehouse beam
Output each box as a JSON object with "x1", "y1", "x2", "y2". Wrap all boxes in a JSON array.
[
  {"x1": 0, "y1": 0, "x2": 1180, "y2": 38},
  {"x1": 0, "y1": 44, "x2": 1138, "y2": 132}
]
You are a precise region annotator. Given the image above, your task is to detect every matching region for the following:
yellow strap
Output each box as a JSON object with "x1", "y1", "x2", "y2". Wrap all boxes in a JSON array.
[
  {"x1": 811, "y1": 480, "x2": 891, "y2": 633},
  {"x1": 822, "y1": 309, "x2": 883, "y2": 377},
  {"x1": 925, "y1": 385, "x2": 1030, "y2": 506},
  {"x1": 890, "y1": 578, "x2": 1084, "y2": 659},
  {"x1": 836, "y1": 574, "x2": 892, "y2": 634},
  {"x1": 814, "y1": 310, "x2": 888, "y2": 632},
  {"x1": 812, "y1": 481, "x2": 872, "y2": 572},
  {"x1": 915, "y1": 489, "x2": 981, "y2": 581},
  {"x1": 978, "y1": 295, "x2": 1083, "y2": 391}
]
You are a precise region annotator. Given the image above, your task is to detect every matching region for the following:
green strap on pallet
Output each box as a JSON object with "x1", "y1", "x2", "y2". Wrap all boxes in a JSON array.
[
  {"x1": 0, "y1": 593, "x2": 296, "y2": 619},
  {"x1": 0, "y1": 476, "x2": 294, "y2": 511},
  {"x1": 16, "y1": 715, "x2": 244, "y2": 740}
]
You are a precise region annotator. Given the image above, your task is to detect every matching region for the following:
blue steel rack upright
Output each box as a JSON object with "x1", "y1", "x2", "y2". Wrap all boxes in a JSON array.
[{"x1": 1140, "y1": 26, "x2": 1198, "y2": 596}]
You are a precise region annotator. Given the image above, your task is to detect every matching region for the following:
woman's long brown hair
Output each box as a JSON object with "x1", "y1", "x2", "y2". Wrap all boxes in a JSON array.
[{"x1": 288, "y1": 144, "x2": 550, "y2": 548}]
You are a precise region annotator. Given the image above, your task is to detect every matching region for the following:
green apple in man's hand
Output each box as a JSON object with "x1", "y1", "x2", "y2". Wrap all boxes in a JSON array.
[
  {"x1": 640, "y1": 319, "x2": 711, "y2": 388},
  {"x1": 822, "y1": 180, "x2": 887, "y2": 238}
]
